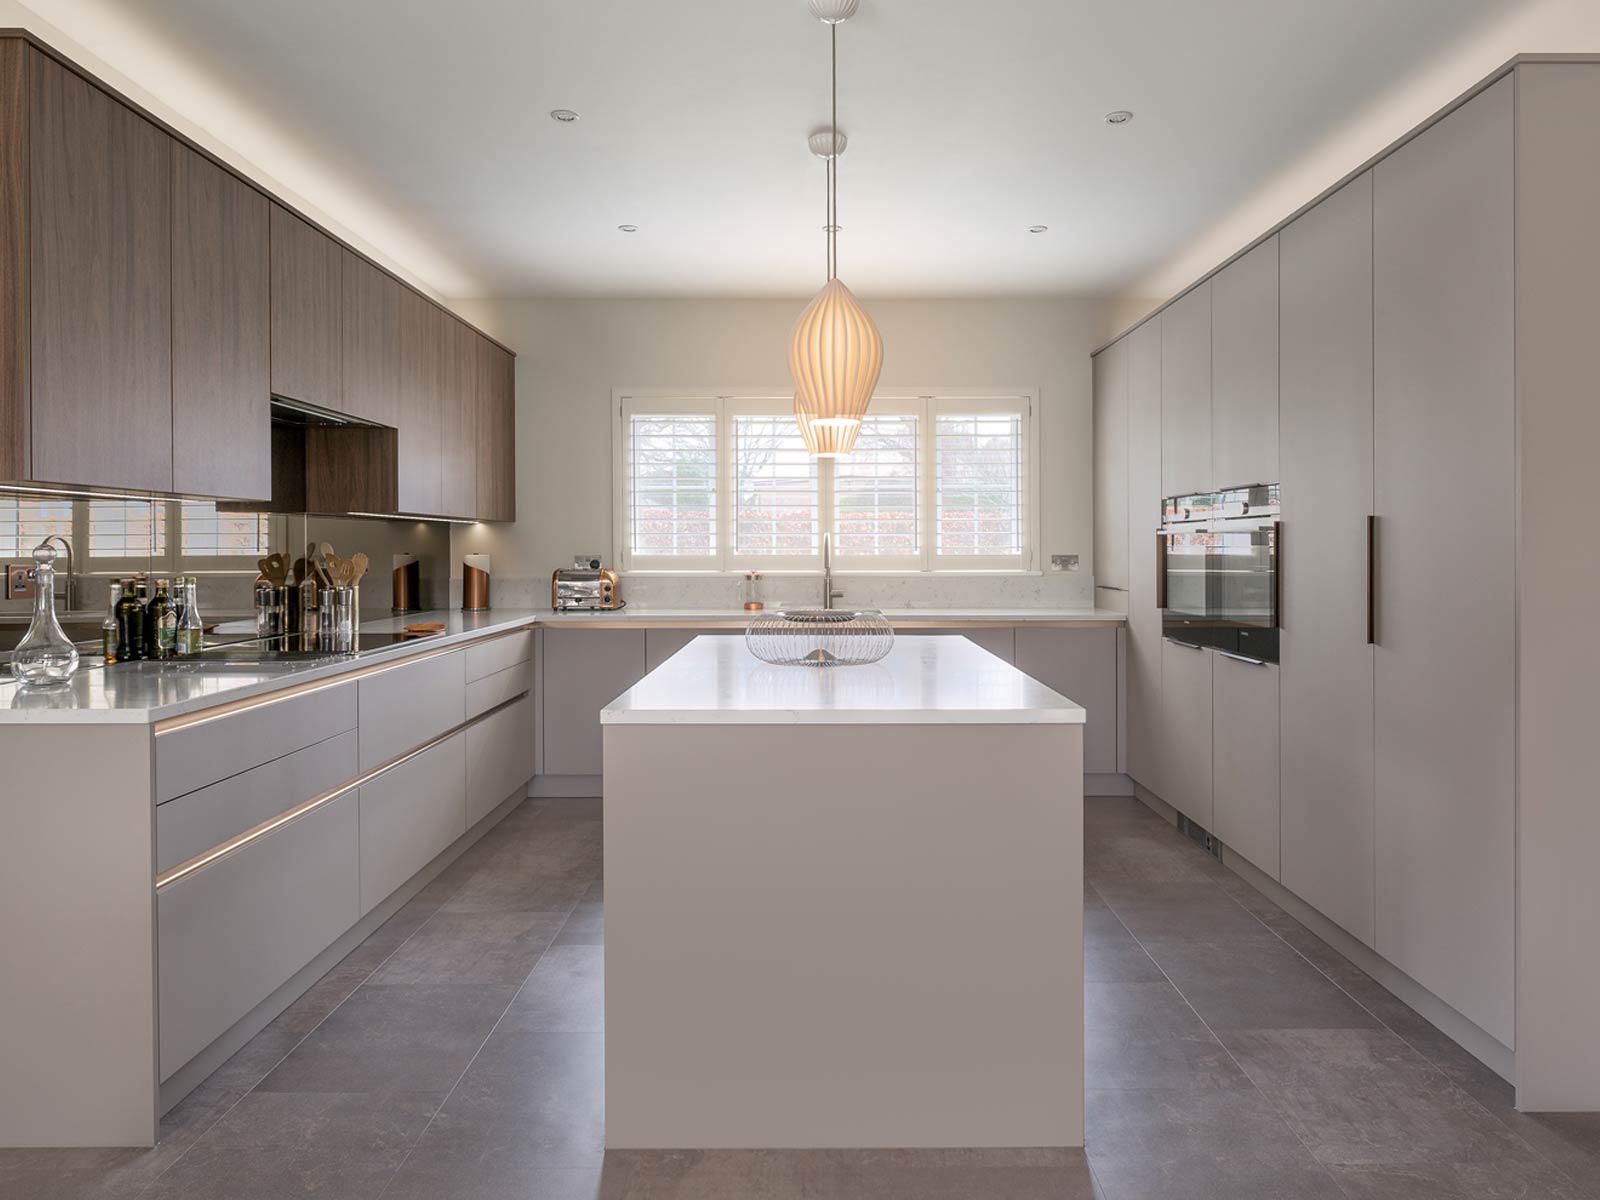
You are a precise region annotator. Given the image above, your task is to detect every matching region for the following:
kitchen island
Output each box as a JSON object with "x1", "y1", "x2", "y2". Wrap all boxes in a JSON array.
[{"x1": 601, "y1": 634, "x2": 1085, "y2": 1149}]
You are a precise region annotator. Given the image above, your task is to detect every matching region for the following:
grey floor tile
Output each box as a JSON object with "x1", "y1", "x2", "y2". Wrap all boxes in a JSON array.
[
  {"x1": 500, "y1": 944, "x2": 605, "y2": 1033},
  {"x1": 1143, "y1": 937, "x2": 1382, "y2": 1032},
  {"x1": 394, "y1": 1031, "x2": 604, "y2": 1173},
  {"x1": 564, "y1": 899, "x2": 605, "y2": 931},
  {"x1": 254, "y1": 983, "x2": 516, "y2": 1098},
  {"x1": 367, "y1": 910, "x2": 566, "y2": 986},
  {"x1": 384, "y1": 1158, "x2": 606, "y2": 1200},
  {"x1": 1086, "y1": 1087, "x2": 1348, "y2": 1200},
  {"x1": 441, "y1": 870, "x2": 591, "y2": 915},
  {"x1": 1085, "y1": 829, "x2": 1229, "y2": 885},
  {"x1": 1094, "y1": 881, "x2": 1279, "y2": 943},
  {"x1": 1217, "y1": 1028, "x2": 1545, "y2": 1171},
  {"x1": 1326, "y1": 1161, "x2": 1588, "y2": 1200},
  {"x1": 1084, "y1": 931, "x2": 1168, "y2": 983},
  {"x1": 1087, "y1": 981, "x2": 1251, "y2": 1091},
  {"x1": 141, "y1": 1090, "x2": 435, "y2": 1200}
]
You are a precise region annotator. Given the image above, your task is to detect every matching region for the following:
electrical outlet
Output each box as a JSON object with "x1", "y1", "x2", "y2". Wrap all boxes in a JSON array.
[
  {"x1": 1050, "y1": 554, "x2": 1080, "y2": 573},
  {"x1": 7, "y1": 562, "x2": 35, "y2": 599}
]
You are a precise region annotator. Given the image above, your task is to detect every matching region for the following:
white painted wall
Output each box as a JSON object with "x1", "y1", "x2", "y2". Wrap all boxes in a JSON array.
[
  {"x1": 449, "y1": 297, "x2": 1131, "y2": 608},
  {"x1": 1129, "y1": 0, "x2": 1600, "y2": 311}
]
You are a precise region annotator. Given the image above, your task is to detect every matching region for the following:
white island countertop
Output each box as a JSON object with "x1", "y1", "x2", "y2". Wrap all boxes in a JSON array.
[{"x1": 601, "y1": 633, "x2": 1086, "y2": 726}]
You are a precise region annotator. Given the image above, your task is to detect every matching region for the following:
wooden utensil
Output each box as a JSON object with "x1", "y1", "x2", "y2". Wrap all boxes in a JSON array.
[
  {"x1": 350, "y1": 552, "x2": 370, "y2": 587},
  {"x1": 258, "y1": 553, "x2": 289, "y2": 587}
]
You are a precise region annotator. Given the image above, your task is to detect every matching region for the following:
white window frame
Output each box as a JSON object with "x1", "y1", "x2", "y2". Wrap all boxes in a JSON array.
[{"x1": 612, "y1": 388, "x2": 1039, "y2": 575}]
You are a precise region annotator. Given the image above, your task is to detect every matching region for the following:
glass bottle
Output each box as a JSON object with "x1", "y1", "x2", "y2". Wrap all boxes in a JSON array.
[
  {"x1": 148, "y1": 578, "x2": 177, "y2": 660},
  {"x1": 135, "y1": 574, "x2": 152, "y2": 658},
  {"x1": 10, "y1": 542, "x2": 79, "y2": 685},
  {"x1": 177, "y1": 578, "x2": 204, "y2": 657},
  {"x1": 116, "y1": 578, "x2": 143, "y2": 662},
  {"x1": 101, "y1": 578, "x2": 122, "y2": 664}
]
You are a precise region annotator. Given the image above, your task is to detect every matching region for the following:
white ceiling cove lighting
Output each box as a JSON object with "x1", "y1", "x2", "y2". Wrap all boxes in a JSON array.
[{"x1": 790, "y1": 0, "x2": 883, "y2": 460}]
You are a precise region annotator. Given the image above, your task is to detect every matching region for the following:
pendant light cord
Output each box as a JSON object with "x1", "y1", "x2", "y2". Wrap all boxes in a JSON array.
[{"x1": 829, "y1": 20, "x2": 838, "y2": 281}]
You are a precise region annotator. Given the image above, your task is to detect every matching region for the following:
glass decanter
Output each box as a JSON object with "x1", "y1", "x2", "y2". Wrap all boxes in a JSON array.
[{"x1": 11, "y1": 542, "x2": 79, "y2": 686}]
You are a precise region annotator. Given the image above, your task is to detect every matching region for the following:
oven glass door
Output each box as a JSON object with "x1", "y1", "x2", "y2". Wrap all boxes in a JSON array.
[
  {"x1": 1211, "y1": 518, "x2": 1278, "y2": 661},
  {"x1": 1161, "y1": 527, "x2": 1214, "y2": 647}
]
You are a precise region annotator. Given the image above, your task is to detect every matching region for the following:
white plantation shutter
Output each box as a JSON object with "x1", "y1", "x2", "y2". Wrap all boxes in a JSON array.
[
  {"x1": 731, "y1": 412, "x2": 818, "y2": 560},
  {"x1": 179, "y1": 502, "x2": 270, "y2": 558},
  {"x1": 88, "y1": 500, "x2": 166, "y2": 559},
  {"x1": 0, "y1": 497, "x2": 73, "y2": 557},
  {"x1": 832, "y1": 411, "x2": 919, "y2": 567},
  {"x1": 933, "y1": 404, "x2": 1029, "y2": 567},
  {"x1": 625, "y1": 409, "x2": 718, "y2": 567}
]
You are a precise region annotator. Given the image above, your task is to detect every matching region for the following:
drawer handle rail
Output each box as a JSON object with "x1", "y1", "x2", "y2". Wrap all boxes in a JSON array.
[
  {"x1": 155, "y1": 691, "x2": 529, "y2": 892},
  {"x1": 152, "y1": 625, "x2": 535, "y2": 737}
]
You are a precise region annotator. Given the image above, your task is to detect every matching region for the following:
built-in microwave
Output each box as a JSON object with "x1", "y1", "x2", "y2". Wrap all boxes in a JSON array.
[{"x1": 1157, "y1": 484, "x2": 1280, "y2": 663}]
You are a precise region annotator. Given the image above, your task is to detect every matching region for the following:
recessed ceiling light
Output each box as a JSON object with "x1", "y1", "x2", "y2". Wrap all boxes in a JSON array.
[
  {"x1": 1104, "y1": 110, "x2": 1133, "y2": 125},
  {"x1": 1028, "y1": 225, "x2": 1049, "y2": 234},
  {"x1": 618, "y1": 224, "x2": 639, "y2": 233},
  {"x1": 550, "y1": 108, "x2": 580, "y2": 123}
]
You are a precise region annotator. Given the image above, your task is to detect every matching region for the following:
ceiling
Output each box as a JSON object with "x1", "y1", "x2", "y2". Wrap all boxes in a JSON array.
[{"x1": 20, "y1": 0, "x2": 1526, "y2": 298}]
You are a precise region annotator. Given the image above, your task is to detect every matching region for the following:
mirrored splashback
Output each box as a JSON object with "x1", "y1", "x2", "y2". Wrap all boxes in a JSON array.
[{"x1": 0, "y1": 491, "x2": 453, "y2": 623}]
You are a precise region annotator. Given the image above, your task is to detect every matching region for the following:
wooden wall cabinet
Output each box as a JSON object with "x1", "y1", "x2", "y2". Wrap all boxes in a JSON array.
[
  {"x1": 172, "y1": 143, "x2": 270, "y2": 501},
  {"x1": 28, "y1": 49, "x2": 173, "y2": 493},
  {"x1": 341, "y1": 249, "x2": 401, "y2": 427},
  {"x1": 477, "y1": 340, "x2": 516, "y2": 521},
  {"x1": 440, "y1": 319, "x2": 478, "y2": 519},
  {"x1": 397, "y1": 289, "x2": 443, "y2": 515},
  {"x1": 269, "y1": 203, "x2": 342, "y2": 412},
  {"x1": 0, "y1": 41, "x2": 26, "y2": 484}
]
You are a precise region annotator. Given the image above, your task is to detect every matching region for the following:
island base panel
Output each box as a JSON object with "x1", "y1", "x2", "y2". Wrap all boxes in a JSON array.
[{"x1": 603, "y1": 721, "x2": 1084, "y2": 1149}]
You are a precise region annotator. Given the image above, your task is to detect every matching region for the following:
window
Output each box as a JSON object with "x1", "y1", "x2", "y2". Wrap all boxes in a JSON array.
[
  {"x1": 624, "y1": 407, "x2": 718, "y2": 569},
  {"x1": 88, "y1": 500, "x2": 166, "y2": 558},
  {"x1": 616, "y1": 392, "x2": 1035, "y2": 572},
  {"x1": 731, "y1": 411, "x2": 818, "y2": 562},
  {"x1": 179, "y1": 502, "x2": 270, "y2": 558},
  {"x1": 0, "y1": 497, "x2": 72, "y2": 557}
]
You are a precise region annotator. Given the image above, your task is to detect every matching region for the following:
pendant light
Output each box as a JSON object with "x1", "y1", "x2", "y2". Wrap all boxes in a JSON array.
[{"x1": 789, "y1": 0, "x2": 883, "y2": 458}]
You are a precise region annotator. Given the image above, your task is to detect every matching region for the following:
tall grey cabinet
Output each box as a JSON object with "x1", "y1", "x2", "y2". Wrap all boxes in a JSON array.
[
  {"x1": 1278, "y1": 171, "x2": 1376, "y2": 947},
  {"x1": 1091, "y1": 339, "x2": 1129, "y2": 598},
  {"x1": 1159, "y1": 285, "x2": 1211, "y2": 497},
  {"x1": 1124, "y1": 319, "x2": 1165, "y2": 797},
  {"x1": 1372, "y1": 77, "x2": 1516, "y2": 1049},
  {"x1": 1209, "y1": 237, "x2": 1278, "y2": 490}
]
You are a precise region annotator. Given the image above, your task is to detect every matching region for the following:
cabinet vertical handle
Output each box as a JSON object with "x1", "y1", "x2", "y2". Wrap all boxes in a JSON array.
[
  {"x1": 1155, "y1": 532, "x2": 1167, "y2": 610},
  {"x1": 1271, "y1": 519, "x2": 1283, "y2": 630},
  {"x1": 1366, "y1": 515, "x2": 1377, "y2": 645}
]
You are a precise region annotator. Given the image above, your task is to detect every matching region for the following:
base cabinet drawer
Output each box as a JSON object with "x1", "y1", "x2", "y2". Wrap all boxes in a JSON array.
[
  {"x1": 359, "y1": 734, "x2": 466, "y2": 915},
  {"x1": 156, "y1": 681, "x2": 356, "y2": 802},
  {"x1": 466, "y1": 695, "x2": 534, "y2": 826},
  {"x1": 1212, "y1": 655, "x2": 1280, "y2": 880},
  {"x1": 464, "y1": 629, "x2": 533, "y2": 683},
  {"x1": 157, "y1": 792, "x2": 359, "y2": 1080},
  {"x1": 157, "y1": 730, "x2": 358, "y2": 874},
  {"x1": 466, "y1": 660, "x2": 531, "y2": 720},
  {"x1": 358, "y1": 651, "x2": 466, "y2": 770}
]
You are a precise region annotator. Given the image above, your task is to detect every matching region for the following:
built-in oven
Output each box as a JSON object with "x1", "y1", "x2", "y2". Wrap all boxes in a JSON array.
[{"x1": 1157, "y1": 484, "x2": 1280, "y2": 663}]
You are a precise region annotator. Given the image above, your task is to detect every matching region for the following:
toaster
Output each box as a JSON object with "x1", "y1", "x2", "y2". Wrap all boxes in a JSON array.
[{"x1": 552, "y1": 567, "x2": 623, "y2": 611}]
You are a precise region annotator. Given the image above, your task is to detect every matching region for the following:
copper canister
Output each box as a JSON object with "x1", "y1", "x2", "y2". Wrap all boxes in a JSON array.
[
  {"x1": 392, "y1": 554, "x2": 421, "y2": 613},
  {"x1": 462, "y1": 554, "x2": 491, "y2": 611}
]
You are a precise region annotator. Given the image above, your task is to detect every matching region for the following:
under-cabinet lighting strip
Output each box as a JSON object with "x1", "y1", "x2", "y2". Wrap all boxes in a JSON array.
[
  {"x1": 151, "y1": 625, "x2": 534, "y2": 736},
  {"x1": 154, "y1": 691, "x2": 529, "y2": 892}
]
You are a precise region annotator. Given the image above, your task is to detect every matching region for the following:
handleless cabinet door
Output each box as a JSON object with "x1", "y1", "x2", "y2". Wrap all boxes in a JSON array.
[
  {"x1": 1092, "y1": 338, "x2": 1129, "y2": 592},
  {"x1": 359, "y1": 733, "x2": 466, "y2": 915},
  {"x1": 269, "y1": 203, "x2": 341, "y2": 410},
  {"x1": 172, "y1": 143, "x2": 270, "y2": 501},
  {"x1": 542, "y1": 628, "x2": 646, "y2": 777},
  {"x1": 29, "y1": 50, "x2": 172, "y2": 492},
  {"x1": 1160, "y1": 283, "x2": 1211, "y2": 497},
  {"x1": 440, "y1": 319, "x2": 478, "y2": 519},
  {"x1": 1279, "y1": 172, "x2": 1376, "y2": 946},
  {"x1": 1373, "y1": 77, "x2": 1515, "y2": 1047},
  {"x1": 342, "y1": 250, "x2": 402, "y2": 427},
  {"x1": 1125, "y1": 319, "x2": 1165, "y2": 796},
  {"x1": 1210, "y1": 236, "x2": 1278, "y2": 490},
  {"x1": 0, "y1": 42, "x2": 24, "y2": 482},
  {"x1": 357, "y1": 650, "x2": 466, "y2": 771},
  {"x1": 476, "y1": 339, "x2": 516, "y2": 521},
  {"x1": 1015, "y1": 627, "x2": 1116, "y2": 773},
  {"x1": 397, "y1": 289, "x2": 443, "y2": 515},
  {"x1": 1212, "y1": 654, "x2": 1279, "y2": 880},
  {"x1": 466, "y1": 694, "x2": 535, "y2": 826},
  {"x1": 1160, "y1": 639, "x2": 1212, "y2": 829}
]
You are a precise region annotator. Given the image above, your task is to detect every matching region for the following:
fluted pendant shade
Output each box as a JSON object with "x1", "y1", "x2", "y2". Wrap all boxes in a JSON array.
[{"x1": 788, "y1": 276, "x2": 883, "y2": 458}]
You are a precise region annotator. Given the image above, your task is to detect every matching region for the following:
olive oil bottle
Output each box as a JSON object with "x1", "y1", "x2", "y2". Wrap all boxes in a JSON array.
[
  {"x1": 176, "y1": 578, "x2": 204, "y2": 657},
  {"x1": 115, "y1": 579, "x2": 143, "y2": 662},
  {"x1": 101, "y1": 579, "x2": 122, "y2": 664},
  {"x1": 148, "y1": 579, "x2": 177, "y2": 660}
]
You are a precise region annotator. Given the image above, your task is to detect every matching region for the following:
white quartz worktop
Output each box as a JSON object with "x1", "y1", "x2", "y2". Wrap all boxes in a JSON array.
[
  {"x1": 601, "y1": 633, "x2": 1086, "y2": 726},
  {"x1": 540, "y1": 605, "x2": 1125, "y2": 626},
  {"x1": 0, "y1": 609, "x2": 542, "y2": 724}
]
